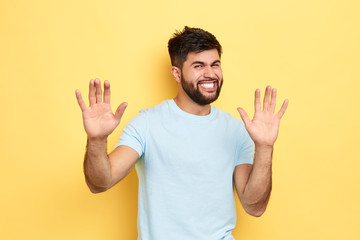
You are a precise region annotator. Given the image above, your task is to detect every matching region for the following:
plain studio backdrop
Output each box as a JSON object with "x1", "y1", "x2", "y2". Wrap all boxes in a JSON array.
[{"x1": 0, "y1": 0, "x2": 359, "y2": 239}]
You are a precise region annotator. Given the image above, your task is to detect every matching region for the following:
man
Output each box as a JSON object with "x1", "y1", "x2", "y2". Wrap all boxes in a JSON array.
[{"x1": 75, "y1": 26, "x2": 288, "y2": 240}]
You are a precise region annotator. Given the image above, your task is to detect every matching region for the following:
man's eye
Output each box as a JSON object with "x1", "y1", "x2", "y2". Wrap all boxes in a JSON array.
[{"x1": 194, "y1": 65, "x2": 202, "y2": 68}]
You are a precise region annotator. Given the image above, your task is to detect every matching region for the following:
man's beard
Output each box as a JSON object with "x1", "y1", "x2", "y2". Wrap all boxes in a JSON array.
[{"x1": 181, "y1": 73, "x2": 223, "y2": 105}]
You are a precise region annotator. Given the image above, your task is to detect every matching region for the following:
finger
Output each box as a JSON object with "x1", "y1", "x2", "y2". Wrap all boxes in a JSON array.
[
  {"x1": 89, "y1": 79, "x2": 95, "y2": 106},
  {"x1": 277, "y1": 99, "x2": 289, "y2": 119},
  {"x1": 254, "y1": 89, "x2": 261, "y2": 112},
  {"x1": 263, "y1": 85, "x2": 271, "y2": 111},
  {"x1": 115, "y1": 102, "x2": 128, "y2": 122},
  {"x1": 103, "y1": 80, "x2": 111, "y2": 104},
  {"x1": 94, "y1": 78, "x2": 102, "y2": 103},
  {"x1": 269, "y1": 88, "x2": 277, "y2": 113},
  {"x1": 237, "y1": 107, "x2": 251, "y2": 127},
  {"x1": 75, "y1": 89, "x2": 87, "y2": 112}
]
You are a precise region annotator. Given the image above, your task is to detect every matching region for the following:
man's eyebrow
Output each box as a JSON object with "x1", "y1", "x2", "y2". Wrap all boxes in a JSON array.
[
  {"x1": 190, "y1": 60, "x2": 221, "y2": 65},
  {"x1": 191, "y1": 61, "x2": 205, "y2": 66}
]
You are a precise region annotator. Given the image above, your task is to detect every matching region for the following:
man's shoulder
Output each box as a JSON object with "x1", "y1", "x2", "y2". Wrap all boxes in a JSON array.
[
  {"x1": 121, "y1": 100, "x2": 172, "y2": 136},
  {"x1": 212, "y1": 106, "x2": 243, "y2": 125},
  {"x1": 130, "y1": 100, "x2": 172, "y2": 124},
  {"x1": 139, "y1": 99, "x2": 171, "y2": 115}
]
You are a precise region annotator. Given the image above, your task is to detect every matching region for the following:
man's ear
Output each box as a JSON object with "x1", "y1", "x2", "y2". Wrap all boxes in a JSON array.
[{"x1": 171, "y1": 66, "x2": 181, "y2": 83}]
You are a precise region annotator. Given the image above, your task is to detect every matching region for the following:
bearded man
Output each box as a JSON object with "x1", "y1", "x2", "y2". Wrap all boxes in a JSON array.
[{"x1": 75, "y1": 26, "x2": 288, "y2": 240}]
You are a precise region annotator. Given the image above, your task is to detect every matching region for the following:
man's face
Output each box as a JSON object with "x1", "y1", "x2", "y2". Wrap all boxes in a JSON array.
[{"x1": 180, "y1": 49, "x2": 223, "y2": 105}]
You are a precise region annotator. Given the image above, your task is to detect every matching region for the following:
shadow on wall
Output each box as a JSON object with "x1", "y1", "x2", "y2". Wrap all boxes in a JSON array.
[
  {"x1": 153, "y1": 52, "x2": 178, "y2": 102},
  {"x1": 113, "y1": 169, "x2": 139, "y2": 238}
]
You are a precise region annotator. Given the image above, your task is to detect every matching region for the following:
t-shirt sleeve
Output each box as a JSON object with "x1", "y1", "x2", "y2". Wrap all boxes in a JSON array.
[
  {"x1": 115, "y1": 110, "x2": 147, "y2": 158},
  {"x1": 235, "y1": 122, "x2": 255, "y2": 166}
]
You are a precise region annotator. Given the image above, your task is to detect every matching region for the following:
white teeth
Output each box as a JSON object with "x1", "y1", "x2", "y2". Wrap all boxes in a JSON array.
[{"x1": 200, "y1": 82, "x2": 215, "y2": 88}]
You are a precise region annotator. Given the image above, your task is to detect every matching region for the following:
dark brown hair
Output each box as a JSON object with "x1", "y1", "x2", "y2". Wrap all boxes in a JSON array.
[{"x1": 168, "y1": 26, "x2": 222, "y2": 69}]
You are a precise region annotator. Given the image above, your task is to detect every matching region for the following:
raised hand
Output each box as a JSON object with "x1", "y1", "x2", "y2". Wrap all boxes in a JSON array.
[
  {"x1": 75, "y1": 78, "x2": 127, "y2": 139},
  {"x1": 237, "y1": 86, "x2": 288, "y2": 147}
]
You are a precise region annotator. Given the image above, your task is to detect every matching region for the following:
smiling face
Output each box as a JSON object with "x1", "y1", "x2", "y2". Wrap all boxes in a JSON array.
[{"x1": 178, "y1": 49, "x2": 223, "y2": 105}]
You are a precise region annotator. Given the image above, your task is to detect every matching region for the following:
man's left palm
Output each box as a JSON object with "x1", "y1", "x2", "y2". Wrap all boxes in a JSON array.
[{"x1": 237, "y1": 86, "x2": 289, "y2": 147}]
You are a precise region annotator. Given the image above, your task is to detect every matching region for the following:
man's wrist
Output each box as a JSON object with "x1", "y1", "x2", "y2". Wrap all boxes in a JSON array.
[
  {"x1": 87, "y1": 136, "x2": 108, "y2": 144},
  {"x1": 254, "y1": 144, "x2": 274, "y2": 153},
  {"x1": 254, "y1": 144, "x2": 274, "y2": 166}
]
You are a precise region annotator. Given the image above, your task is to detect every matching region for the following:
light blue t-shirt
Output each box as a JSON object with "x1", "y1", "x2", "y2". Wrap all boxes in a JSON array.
[{"x1": 116, "y1": 99, "x2": 254, "y2": 240}]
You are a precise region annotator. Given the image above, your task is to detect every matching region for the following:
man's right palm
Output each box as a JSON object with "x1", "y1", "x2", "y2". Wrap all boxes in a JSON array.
[{"x1": 75, "y1": 78, "x2": 127, "y2": 139}]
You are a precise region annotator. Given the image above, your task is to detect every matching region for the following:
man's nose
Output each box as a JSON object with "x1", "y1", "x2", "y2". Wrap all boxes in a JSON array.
[{"x1": 203, "y1": 66, "x2": 216, "y2": 79}]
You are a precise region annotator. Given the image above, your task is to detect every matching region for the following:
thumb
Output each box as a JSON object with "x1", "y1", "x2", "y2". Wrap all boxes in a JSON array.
[
  {"x1": 115, "y1": 102, "x2": 128, "y2": 122},
  {"x1": 237, "y1": 107, "x2": 251, "y2": 127}
]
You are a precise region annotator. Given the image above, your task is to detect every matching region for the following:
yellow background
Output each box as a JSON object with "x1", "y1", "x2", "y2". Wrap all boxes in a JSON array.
[{"x1": 1, "y1": 0, "x2": 359, "y2": 239}]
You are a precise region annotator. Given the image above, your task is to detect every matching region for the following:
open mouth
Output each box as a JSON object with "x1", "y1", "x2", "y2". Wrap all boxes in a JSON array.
[{"x1": 198, "y1": 80, "x2": 218, "y2": 91}]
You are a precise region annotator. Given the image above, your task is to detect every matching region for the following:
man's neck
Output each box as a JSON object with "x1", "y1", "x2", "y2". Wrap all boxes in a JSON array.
[{"x1": 173, "y1": 94, "x2": 211, "y2": 116}]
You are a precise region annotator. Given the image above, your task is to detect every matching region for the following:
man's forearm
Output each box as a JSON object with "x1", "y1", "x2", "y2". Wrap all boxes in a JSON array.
[
  {"x1": 84, "y1": 137, "x2": 112, "y2": 192},
  {"x1": 242, "y1": 145, "x2": 273, "y2": 216}
]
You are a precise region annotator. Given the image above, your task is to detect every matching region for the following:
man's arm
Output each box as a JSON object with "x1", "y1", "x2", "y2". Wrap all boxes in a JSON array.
[
  {"x1": 84, "y1": 140, "x2": 138, "y2": 193},
  {"x1": 233, "y1": 147, "x2": 272, "y2": 217},
  {"x1": 76, "y1": 78, "x2": 138, "y2": 193},
  {"x1": 235, "y1": 86, "x2": 288, "y2": 217}
]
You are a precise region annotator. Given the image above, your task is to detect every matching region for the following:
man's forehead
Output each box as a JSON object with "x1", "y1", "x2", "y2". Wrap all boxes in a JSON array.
[{"x1": 185, "y1": 49, "x2": 220, "y2": 62}]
